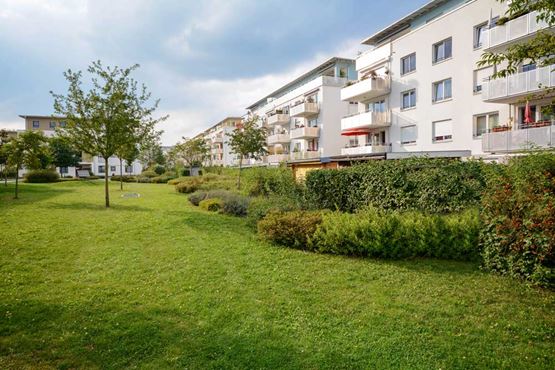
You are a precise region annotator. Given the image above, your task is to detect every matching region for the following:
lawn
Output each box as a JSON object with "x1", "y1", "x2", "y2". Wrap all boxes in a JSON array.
[{"x1": 0, "y1": 181, "x2": 553, "y2": 369}]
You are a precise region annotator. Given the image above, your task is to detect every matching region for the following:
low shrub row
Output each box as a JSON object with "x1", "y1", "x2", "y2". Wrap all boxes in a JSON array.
[
  {"x1": 24, "y1": 170, "x2": 59, "y2": 183},
  {"x1": 110, "y1": 175, "x2": 137, "y2": 182},
  {"x1": 188, "y1": 190, "x2": 250, "y2": 217},
  {"x1": 258, "y1": 208, "x2": 480, "y2": 261},
  {"x1": 246, "y1": 196, "x2": 300, "y2": 229}
]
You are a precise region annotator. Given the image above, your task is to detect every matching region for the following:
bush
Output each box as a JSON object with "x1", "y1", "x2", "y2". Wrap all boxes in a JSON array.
[
  {"x1": 168, "y1": 177, "x2": 190, "y2": 185},
  {"x1": 152, "y1": 165, "x2": 165, "y2": 175},
  {"x1": 222, "y1": 194, "x2": 250, "y2": 217},
  {"x1": 110, "y1": 175, "x2": 136, "y2": 182},
  {"x1": 140, "y1": 170, "x2": 158, "y2": 178},
  {"x1": 480, "y1": 152, "x2": 555, "y2": 287},
  {"x1": 310, "y1": 208, "x2": 480, "y2": 261},
  {"x1": 257, "y1": 210, "x2": 326, "y2": 250},
  {"x1": 137, "y1": 176, "x2": 152, "y2": 183},
  {"x1": 246, "y1": 196, "x2": 299, "y2": 228},
  {"x1": 87, "y1": 175, "x2": 100, "y2": 180},
  {"x1": 24, "y1": 170, "x2": 60, "y2": 183},
  {"x1": 150, "y1": 174, "x2": 176, "y2": 183},
  {"x1": 175, "y1": 178, "x2": 202, "y2": 193},
  {"x1": 305, "y1": 158, "x2": 488, "y2": 214},
  {"x1": 199, "y1": 198, "x2": 223, "y2": 212},
  {"x1": 244, "y1": 167, "x2": 298, "y2": 197},
  {"x1": 188, "y1": 191, "x2": 208, "y2": 206}
]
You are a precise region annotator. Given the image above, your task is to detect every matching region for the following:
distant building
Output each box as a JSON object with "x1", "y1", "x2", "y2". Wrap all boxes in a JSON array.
[{"x1": 194, "y1": 117, "x2": 243, "y2": 167}]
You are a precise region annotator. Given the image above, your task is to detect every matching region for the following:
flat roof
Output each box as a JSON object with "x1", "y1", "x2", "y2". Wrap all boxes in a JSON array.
[
  {"x1": 19, "y1": 114, "x2": 66, "y2": 120},
  {"x1": 361, "y1": 0, "x2": 451, "y2": 45},
  {"x1": 246, "y1": 57, "x2": 354, "y2": 110}
]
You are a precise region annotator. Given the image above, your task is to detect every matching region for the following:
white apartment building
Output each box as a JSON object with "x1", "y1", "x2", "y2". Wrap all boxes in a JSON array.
[
  {"x1": 341, "y1": 0, "x2": 554, "y2": 161},
  {"x1": 246, "y1": 57, "x2": 357, "y2": 165},
  {"x1": 19, "y1": 115, "x2": 143, "y2": 177},
  {"x1": 195, "y1": 117, "x2": 242, "y2": 167}
]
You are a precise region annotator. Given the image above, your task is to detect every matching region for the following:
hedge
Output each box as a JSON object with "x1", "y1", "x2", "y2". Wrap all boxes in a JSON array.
[
  {"x1": 110, "y1": 175, "x2": 136, "y2": 182},
  {"x1": 24, "y1": 170, "x2": 60, "y2": 183},
  {"x1": 257, "y1": 210, "x2": 326, "y2": 250}
]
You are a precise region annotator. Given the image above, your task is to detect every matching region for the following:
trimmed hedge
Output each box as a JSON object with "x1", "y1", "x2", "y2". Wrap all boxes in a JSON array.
[
  {"x1": 110, "y1": 175, "x2": 136, "y2": 182},
  {"x1": 24, "y1": 170, "x2": 60, "y2": 183},
  {"x1": 257, "y1": 210, "x2": 326, "y2": 250},
  {"x1": 305, "y1": 158, "x2": 488, "y2": 214},
  {"x1": 480, "y1": 152, "x2": 555, "y2": 287}
]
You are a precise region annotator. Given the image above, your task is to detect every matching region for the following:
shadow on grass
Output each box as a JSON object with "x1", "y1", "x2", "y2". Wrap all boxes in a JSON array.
[
  {"x1": 0, "y1": 184, "x2": 76, "y2": 209},
  {"x1": 0, "y1": 300, "x2": 303, "y2": 369},
  {"x1": 43, "y1": 202, "x2": 152, "y2": 213}
]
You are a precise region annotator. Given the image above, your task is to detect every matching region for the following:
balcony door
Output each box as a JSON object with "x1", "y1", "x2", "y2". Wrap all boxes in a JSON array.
[{"x1": 366, "y1": 131, "x2": 386, "y2": 146}]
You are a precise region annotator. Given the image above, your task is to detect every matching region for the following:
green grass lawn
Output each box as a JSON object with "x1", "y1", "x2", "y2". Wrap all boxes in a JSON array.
[{"x1": 0, "y1": 181, "x2": 553, "y2": 369}]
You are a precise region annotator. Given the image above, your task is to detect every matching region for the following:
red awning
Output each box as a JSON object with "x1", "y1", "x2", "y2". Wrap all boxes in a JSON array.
[{"x1": 341, "y1": 129, "x2": 371, "y2": 136}]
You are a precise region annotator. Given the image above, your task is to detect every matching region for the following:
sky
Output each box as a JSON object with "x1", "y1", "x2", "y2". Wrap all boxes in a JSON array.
[{"x1": 0, "y1": 0, "x2": 429, "y2": 145}]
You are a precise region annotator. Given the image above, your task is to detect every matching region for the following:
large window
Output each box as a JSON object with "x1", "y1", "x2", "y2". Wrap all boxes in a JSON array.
[
  {"x1": 474, "y1": 112, "x2": 499, "y2": 137},
  {"x1": 474, "y1": 23, "x2": 488, "y2": 48},
  {"x1": 32, "y1": 121, "x2": 40, "y2": 128},
  {"x1": 432, "y1": 119, "x2": 453, "y2": 142},
  {"x1": 49, "y1": 121, "x2": 56, "y2": 128},
  {"x1": 110, "y1": 166, "x2": 116, "y2": 172},
  {"x1": 368, "y1": 100, "x2": 385, "y2": 113},
  {"x1": 401, "y1": 53, "x2": 416, "y2": 75},
  {"x1": 98, "y1": 165, "x2": 105, "y2": 173},
  {"x1": 433, "y1": 38, "x2": 452, "y2": 63},
  {"x1": 401, "y1": 89, "x2": 416, "y2": 110},
  {"x1": 401, "y1": 125, "x2": 417, "y2": 145},
  {"x1": 432, "y1": 78, "x2": 452, "y2": 102}
]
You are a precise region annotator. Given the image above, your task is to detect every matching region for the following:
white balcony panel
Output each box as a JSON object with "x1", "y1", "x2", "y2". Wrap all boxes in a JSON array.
[
  {"x1": 341, "y1": 144, "x2": 391, "y2": 156},
  {"x1": 341, "y1": 111, "x2": 391, "y2": 131},
  {"x1": 290, "y1": 102, "x2": 319, "y2": 118},
  {"x1": 267, "y1": 133, "x2": 291, "y2": 145},
  {"x1": 290, "y1": 127, "x2": 320, "y2": 140},
  {"x1": 482, "y1": 123, "x2": 555, "y2": 152},
  {"x1": 267, "y1": 154, "x2": 289, "y2": 164},
  {"x1": 267, "y1": 114, "x2": 290, "y2": 126},
  {"x1": 484, "y1": 11, "x2": 551, "y2": 50},
  {"x1": 341, "y1": 77, "x2": 390, "y2": 102},
  {"x1": 290, "y1": 151, "x2": 321, "y2": 161},
  {"x1": 356, "y1": 43, "x2": 391, "y2": 71}
]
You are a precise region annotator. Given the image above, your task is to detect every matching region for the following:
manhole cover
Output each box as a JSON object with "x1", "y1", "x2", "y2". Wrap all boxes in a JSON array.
[{"x1": 121, "y1": 193, "x2": 140, "y2": 198}]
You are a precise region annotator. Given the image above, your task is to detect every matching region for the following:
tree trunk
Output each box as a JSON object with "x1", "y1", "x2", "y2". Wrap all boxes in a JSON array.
[
  {"x1": 119, "y1": 158, "x2": 123, "y2": 191},
  {"x1": 104, "y1": 157, "x2": 110, "y2": 208},
  {"x1": 237, "y1": 155, "x2": 243, "y2": 190},
  {"x1": 14, "y1": 164, "x2": 19, "y2": 199},
  {"x1": 59, "y1": 167, "x2": 63, "y2": 178}
]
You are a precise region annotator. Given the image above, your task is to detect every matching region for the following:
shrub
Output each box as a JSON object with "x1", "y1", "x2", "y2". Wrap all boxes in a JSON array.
[
  {"x1": 222, "y1": 194, "x2": 250, "y2": 217},
  {"x1": 137, "y1": 176, "x2": 152, "y2": 183},
  {"x1": 305, "y1": 158, "x2": 488, "y2": 214},
  {"x1": 140, "y1": 170, "x2": 158, "y2": 178},
  {"x1": 246, "y1": 196, "x2": 299, "y2": 228},
  {"x1": 188, "y1": 191, "x2": 208, "y2": 206},
  {"x1": 110, "y1": 175, "x2": 136, "y2": 182},
  {"x1": 257, "y1": 210, "x2": 325, "y2": 250},
  {"x1": 168, "y1": 177, "x2": 190, "y2": 185},
  {"x1": 24, "y1": 170, "x2": 60, "y2": 183},
  {"x1": 87, "y1": 176, "x2": 100, "y2": 180},
  {"x1": 152, "y1": 165, "x2": 165, "y2": 175},
  {"x1": 150, "y1": 174, "x2": 176, "y2": 183},
  {"x1": 199, "y1": 198, "x2": 223, "y2": 212},
  {"x1": 175, "y1": 178, "x2": 202, "y2": 193},
  {"x1": 480, "y1": 152, "x2": 555, "y2": 287},
  {"x1": 310, "y1": 208, "x2": 480, "y2": 261},
  {"x1": 244, "y1": 167, "x2": 298, "y2": 197}
]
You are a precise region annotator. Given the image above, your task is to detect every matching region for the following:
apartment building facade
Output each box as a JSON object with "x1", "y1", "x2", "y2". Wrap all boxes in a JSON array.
[
  {"x1": 20, "y1": 115, "x2": 143, "y2": 177},
  {"x1": 246, "y1": 57, "x2": 357, "y2": 166},
  {"x1": 193, "y1": 116, "x2": 242, "y2": 167},
  {"x1": 341, "y1": 0, "x2": 554, "y2": 161}
]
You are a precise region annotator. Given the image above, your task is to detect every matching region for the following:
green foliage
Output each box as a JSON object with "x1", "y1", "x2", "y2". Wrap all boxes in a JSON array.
[
  {"x1": 151, "y1": 164, "x2": 165, "y2": 175},
  {"x1": 244, "y1": 166, "x2": 298, "y2": 197},
  {"x1": 257, "y1": 210, "x2": 325, "y2": 250},
  {"x1": 150, "y1": 174, "x2": 176, "y2": 183},
  {"x1": 24, "y1": 169, "x2": 60, "y2": 183},
  {"x1": 173, "y1": 137, "x2": 210, "y2": 171},
  {"x1": 110, "y1": 175, "x2": 137, "y2": 182},
  {"x1": 246, "y1": 196, "x2": 300, "y2": 229},
  {"x1": 175, "y1": 178, "x2": 202, "y2": 193},
  {"x1": 480, "y1": 152, "x2": 555, "y2": 287},
  {"x1": 221, "y1": 193, "x2": 250, "y2": 217},
  {"x1": 49, "y1": 137, "x2": 80, "y2": 171},
  {"x1": 305, "y1": 158, "x2": 488, "y2": 214},
  {"x1": 311, "y1": 208, "x2": 480, "y2": 261},
  {"x1": 199, "y1": 198, "x2": 224, "y2": 212},
  {"x1": 188, "y1": 191, "x2": 208, "y2": 206},
  {"x1": 140, "y1": 170, "x2": 158, "y2": 178}
]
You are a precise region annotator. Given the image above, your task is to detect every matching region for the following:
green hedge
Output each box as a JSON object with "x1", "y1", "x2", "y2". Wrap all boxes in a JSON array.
[
  {"x1": 257, "y1": 210, "x2": 326, "y2": 250},
  {"x1": 480, "y1": 152, "x2": 555, "y2": 287},
  {"x1": 246, "y1": 196, "x2": 300, "y2": 229},
  {"x1": 187, "y1": 189, "x2": 250, "y2": 217},
  {"x1": 24, "y1": 170, "x2": 60, "y2": 183},
  {"x1": 110, "y1": 175, "x2": 136, "y2": 182},
  {"x1": 305, "y1": 158, "x2": 488, "y2": 214}
]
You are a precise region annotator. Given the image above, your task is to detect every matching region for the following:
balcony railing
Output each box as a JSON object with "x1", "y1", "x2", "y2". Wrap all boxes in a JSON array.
[
  {"x1": 341, "y1": 76, "x2": 390, "y2": 102},
  {"x1": 482, "y1": 64, "x2": 555, "y2": 102},
  {"x1": 267, "y1": 154, "x2": 289, "y2": 164},
  {"x1": 290, "y1": 126, "x2": 320, "y2": 140},
  {"x1": 484, "y1": 11, "x2": 550, "y2": 50},
  {"x1": 341, "y1": 143, "x2": 391, "y2": 156},
  {"x1": 290, "y1": 150, "x2": 321, "y2": 161},
  {"x1": 267, "y1": 133, "x2": 291, "y2": 145},
  {"x1": 341, "y1": 110, "x2": 391, "y2": 131},
  {"x1": 482, "y1": 121, "x2": 555, "y2": 152},
  {"x1": 290, "y1": 102, "x2": 319, "y2": 118},
  {"x1": 267, "y1": 113, "x2": 290, "y2": 126},
  {"x1": 212, "y1": 136, "x2": 223, "y2": 143}
]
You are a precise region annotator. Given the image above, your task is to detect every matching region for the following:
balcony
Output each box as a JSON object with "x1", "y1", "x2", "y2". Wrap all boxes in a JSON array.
[
  {"x1": 341, "y1": 76, "x2": 390, "y2": 102},
  {"x1": 341, "y1": 110, "x2": 391, "y2": 132},
  {"x1": 482, "y1": 65, "x2": 554, "y2": 103},
  {"x1": 290, "y1": 102, "x2": 319, "y2": 118},
  {"x1": 212, "y1": 136, "x2": 223, "y2": 143},
  {"x1": 290, "y1": 150, "x2": 321, "y2": 161},
  {"x1": 482, "y1": 121, "x2": 555, "y2": 153},
  {"x1": 484, "y1": 11, "x2": 551, "y2": 51},
  {"x1": 341, "y1": 144, "x2": 391, "y2": 156},
  {"x1": 267, "y1": 154, "x2": 289, "y2": 164},
  {"x1": 267, "y1": 133, "x2": 291, "y2": 145},
  {"x1": 267, "y1": 113, "x2": 290, "y2": 126},
  {"x1": 290, "y1": 126, "x2": 319, "y2": 140}
]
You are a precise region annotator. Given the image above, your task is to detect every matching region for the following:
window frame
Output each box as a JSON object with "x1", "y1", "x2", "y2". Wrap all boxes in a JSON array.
[
  {"x1": 401, "y1": 89, "x2": 417, "y2": 110},
  {"x1": 49, "y1": 121, "x2": 57, "y2": 129},
  {"x1": 32, "y1": 120, "x2": 40, "y2": 128},
  {"x1": 98, "y1": 165, "x2": 105, "y2": 173},
  {"x1": 432, "y1": 78, "x2": 452, "y2": 103},
  {"x1": 473, "y1": 112, "x2": 499, "y2": 138},
  {"x1": 400, "y1": 125, "x2": 417, "y2": 145},
  {"x1": 432, "y1": 119, "x2": 453, "y2": 143},
  {"x1": 432, "y1": 37, "x2": 453, "y2": 64},
  {"x1": 473, "y1": 22, "x2": 488, "y2": 49},
  {"x1": 400, "y1": 52, "x2": 416, "y2": 76}
]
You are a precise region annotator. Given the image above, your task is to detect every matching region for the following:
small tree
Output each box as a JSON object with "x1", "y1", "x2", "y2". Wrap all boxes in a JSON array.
[
  {"x1": 4, "y1": 131, "x2": 50, "y2": 199},
  {"x1": 49, "y1": 136, "x2": 81, "y2": 177},
  {"x1": 174, "y1": 137, "x2": 210, "y2": 176},
  {"x1": 51, "y1": 60, "x2": 166, "y2": 207},
  {"x1": 228, "y1": 115, "x2": 267, "y2": 189},
  {"x1": 0, "y1": 130, "x2": 11, "y2": 186}
]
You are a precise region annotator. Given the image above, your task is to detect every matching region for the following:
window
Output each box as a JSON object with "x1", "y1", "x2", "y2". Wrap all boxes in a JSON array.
[
  {"x1": 32, "y1": 121, "x2": 40, "y2": 128},
  {"x1": 60, "y1": 121, "x2": 67, "y2": 128},
  {"x1": 110, "y1": 166, "x2": 116, "y2": 172},
  {"x1": 60, "y1": 167, "x2": 68, "y2": 174},
  {"x1": 308, "y1": 118, "x2": 318, "y2": 127},
  {"x1": 368, "y1": 100, "x2": 385, "y2": 113},
  {"x1": 126, "y1": 166, "x2": 133, "y2": 173},
  {"x1": 433, "y1": 119, "x2": 453, "y2": 142},
  {"x1": 432, "y1": 78, "x2": 452, "y2": 102},
  {"x1": 98, "y1": 165, "x2": 105, "y2": 173},
  {"x1": 49, "y1": 121, "x2": 56, "y2": 128},
  {"x1": 474, "y1": 22, "x2": 488, "y2": 48},
  {"x1": 401, "y1": 53, "x2": 416, "y2": 75},
  {"x1": 521, "y1": 63, "x2": 536, "y2": 73},
  {"x1": 338, "y1": 67, "x2": 347, "y2": 78},
  {"x1": 473, "y1": 112, "x2": 499, "y2": 137},
  {"x1": 348, "y1": 137, "x2": 359, "y2": 147},
  {"x1": 401, "y1": 125, "x2": 417, "y2": 145},
  {"x1": 473, "y1": 67, "x2": 492, "y2": 93},
  {"x1": 401, "y1": 89, "x2": 416, "y2": 110},
  {"x1": 433, "y1": 38, "x2": 452, "y2": 63},
  {"x1": 518, "y1": 105, "x2": 537, "y2": 124}
]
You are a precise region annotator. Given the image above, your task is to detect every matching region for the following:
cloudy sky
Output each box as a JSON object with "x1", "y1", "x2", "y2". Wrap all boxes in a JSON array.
[{"x1": 0, "y1": 0, "x2": 428, "y2": 145}]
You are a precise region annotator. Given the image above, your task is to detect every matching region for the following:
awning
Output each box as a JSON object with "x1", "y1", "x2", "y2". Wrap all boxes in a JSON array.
[{"x1": 341, "y1": 128, "x2": 371, "y2": 136}]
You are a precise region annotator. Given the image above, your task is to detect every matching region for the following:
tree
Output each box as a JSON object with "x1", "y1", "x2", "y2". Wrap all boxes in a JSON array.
[
  {"x1": 49, "y1": 136, "x2": 81, "y2": 177},
  {"x1": 228, "y1": 115, "x2": 267, "y2": 189},
  {"x1": 3, "y1": 131, "x2": 50, "y2": 199},
  {"x1": 139, "y1": 139, "x2": 166, "y2": 167},
  {"x1": 174, "y1": 137, "x2": 209, "y2": 176},
  {"x1": 0, "y1": 130, "x2": 11, "y2": 186},
  {"x1": 478, "y1": 0, "x2": 555, "y2": 106},
  {"x1": 51, "y1": 60, "x2": 166, "y2": 207}
]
